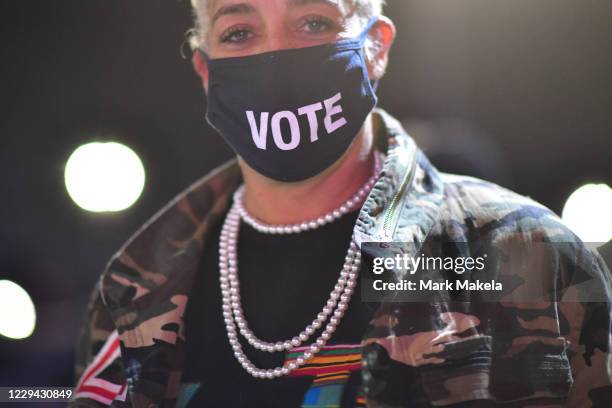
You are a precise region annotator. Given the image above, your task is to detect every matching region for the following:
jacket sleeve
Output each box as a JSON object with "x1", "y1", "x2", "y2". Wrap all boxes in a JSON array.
[
  {"x1": 360, "y1": 230, "x2": 612, "y2": 407},
  {"x1": 69, "y1": 276, "x2": 130, "y2": 408},
  {"x1": 564, "y1": 247, "x2": 612, "y2": 407}
]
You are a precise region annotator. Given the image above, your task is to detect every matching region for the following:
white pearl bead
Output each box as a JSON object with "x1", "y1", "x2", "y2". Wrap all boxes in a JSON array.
[{"x1": 325, "y1": 324, "x2": 336, "y2": 333}]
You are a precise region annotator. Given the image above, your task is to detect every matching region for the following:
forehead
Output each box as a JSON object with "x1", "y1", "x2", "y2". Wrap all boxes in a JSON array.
[{"x1": 205, "y1": 0, "x2": 353, "y2": 17}]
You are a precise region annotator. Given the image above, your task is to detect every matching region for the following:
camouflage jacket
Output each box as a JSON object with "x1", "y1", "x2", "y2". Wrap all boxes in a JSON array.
[{"x1": 70, "y1": 109, "x2": 612, "y2": 408}]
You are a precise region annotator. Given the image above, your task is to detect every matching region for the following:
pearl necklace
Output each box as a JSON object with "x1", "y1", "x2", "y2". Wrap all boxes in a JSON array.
[
  {"x1": 234, "y1": 153, "x2": 382, "y2": 234},
  {"x1": 219, "y1": 155, "x2": 382, "y2": 379}
]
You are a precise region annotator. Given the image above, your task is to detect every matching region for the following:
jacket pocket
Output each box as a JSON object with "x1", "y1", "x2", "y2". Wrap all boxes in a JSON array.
[{"x1": 419, "y1": 335, "x2": 574, "y2": 406}]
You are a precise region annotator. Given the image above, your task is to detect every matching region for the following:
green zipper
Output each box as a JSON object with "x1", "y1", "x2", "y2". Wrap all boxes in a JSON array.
[{"x1": 381, "y1": 145, "x2": 418, "y2": 238}]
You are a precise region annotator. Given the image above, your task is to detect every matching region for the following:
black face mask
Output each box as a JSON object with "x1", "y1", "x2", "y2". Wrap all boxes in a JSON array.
[{"x1": 202, "y1": 18, "x2": 379, "y2": 182}]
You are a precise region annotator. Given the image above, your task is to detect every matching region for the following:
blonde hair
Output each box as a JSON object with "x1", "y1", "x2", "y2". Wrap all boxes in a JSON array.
[{"x1": 188, "y1": 0, "x2": 385, "y2": 50}]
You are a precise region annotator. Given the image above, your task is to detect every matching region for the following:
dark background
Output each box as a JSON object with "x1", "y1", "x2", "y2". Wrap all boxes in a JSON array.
[{"x1": 1, "y1": 0, "x2": 610, "y2": 388}]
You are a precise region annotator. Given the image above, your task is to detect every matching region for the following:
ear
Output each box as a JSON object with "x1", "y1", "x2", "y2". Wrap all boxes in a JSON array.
[
  {"x1": 192, "y1": 50, "x2": 210, "y2": 91},
  {"x1": 364, "y1": 16, "x2": 396, "y2": 81}
]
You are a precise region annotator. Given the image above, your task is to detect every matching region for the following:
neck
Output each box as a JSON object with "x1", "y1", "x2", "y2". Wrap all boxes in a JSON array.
[{"x1": 240, "y1": 115, "x2": 376, "y2": 225}]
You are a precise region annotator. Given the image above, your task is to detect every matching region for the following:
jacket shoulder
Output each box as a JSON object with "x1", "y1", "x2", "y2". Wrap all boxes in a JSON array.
[{"x1": 437, "y1": 172, "x2": 577, "y2": 243}]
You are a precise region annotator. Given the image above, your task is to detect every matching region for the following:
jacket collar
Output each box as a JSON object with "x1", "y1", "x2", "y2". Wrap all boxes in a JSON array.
[{"x1": 100, "y1": 108, "x2": 444, "y2": 407}]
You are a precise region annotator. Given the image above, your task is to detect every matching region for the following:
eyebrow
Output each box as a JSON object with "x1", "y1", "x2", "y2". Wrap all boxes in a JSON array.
[{"x1": 211, "y1": 3, "x2": 256, "y2": 26}]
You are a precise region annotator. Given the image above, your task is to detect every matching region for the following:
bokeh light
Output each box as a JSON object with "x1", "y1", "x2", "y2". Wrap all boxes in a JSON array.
[
  {"x1": 64, "y1": 142, "x2": 146, "y2": 212},
  {"x1": 562, "y1": 183, "x2": 612, "y2": 243},
  {"x1": 0, "y1": 280, "x2": 37, "y2": 340}
]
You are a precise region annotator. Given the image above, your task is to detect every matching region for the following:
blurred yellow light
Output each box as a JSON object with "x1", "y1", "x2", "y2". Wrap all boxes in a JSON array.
[
  {"x1": 562, "y1": 183, "x2": 612, "y2": 243},
  {"x1": 0, "y1": 280, "x2": 36, "y2": 340},
  {"x1": 64, "y1": 142, "x2": 145, "y2": 212}
]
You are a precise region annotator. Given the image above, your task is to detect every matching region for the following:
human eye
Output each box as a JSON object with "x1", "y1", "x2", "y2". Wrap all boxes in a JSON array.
[
  {"x1": 300, "y1": 15, "x2": 336, "y2": 34},
  {"x1": 219, "y1": 25, "x2": 255, "y2": 44}
]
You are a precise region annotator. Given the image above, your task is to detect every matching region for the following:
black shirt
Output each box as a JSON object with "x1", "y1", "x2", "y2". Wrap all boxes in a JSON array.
[{"x1": 180, "y1": 203, "x2": 375, "y2": 407}]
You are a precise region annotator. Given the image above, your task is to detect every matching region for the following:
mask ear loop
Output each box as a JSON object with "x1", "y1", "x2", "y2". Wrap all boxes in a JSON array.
[
  {"x1": 359, "y1": 16, "x2": 382, "y2": 92},
  {"x1": 358, "y1": 15, "x2": 381, "y2": 44}
]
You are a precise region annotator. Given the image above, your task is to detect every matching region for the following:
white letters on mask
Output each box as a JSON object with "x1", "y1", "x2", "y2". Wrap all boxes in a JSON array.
[{"x1": 246, "y1": 93, "x2": 347, "y2": 151}]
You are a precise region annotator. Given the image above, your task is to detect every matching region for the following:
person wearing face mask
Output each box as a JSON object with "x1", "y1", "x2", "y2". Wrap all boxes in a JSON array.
[{"x1": 70, "y1": 1, "x2": 612, "y2": 407}]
